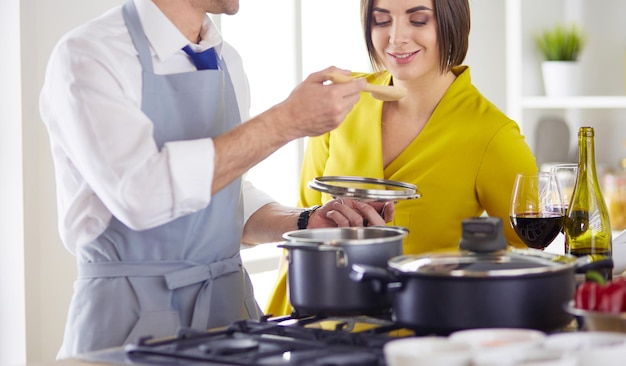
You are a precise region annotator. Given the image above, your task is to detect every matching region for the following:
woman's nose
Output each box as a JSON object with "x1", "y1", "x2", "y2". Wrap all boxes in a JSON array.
[{"x1": 389, "y1": 22, "x2": 410, "y2": 44}]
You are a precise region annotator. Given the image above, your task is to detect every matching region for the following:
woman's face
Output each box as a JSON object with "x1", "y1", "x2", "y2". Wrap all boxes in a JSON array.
[{"x1": 370, "y1": 0, "x2": 440, "y2": 81}]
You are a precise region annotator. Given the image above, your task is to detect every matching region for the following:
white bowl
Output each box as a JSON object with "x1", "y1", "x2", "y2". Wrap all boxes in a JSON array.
[
  {"x1": 449, "y1": 328, "x2": 546, "y2": 352},
  {"x1": 472, "y1": 348, "x2": 576, "y2": 366},
  {"x1": 383, "y1": 336, "x2": 472, "y2": 366},
  {"x1": 543, "y1": 332, "x2": 626, "y2": 366},
  {"x1": 565, "y1": 301, "x2": 626, "y2": 333}
]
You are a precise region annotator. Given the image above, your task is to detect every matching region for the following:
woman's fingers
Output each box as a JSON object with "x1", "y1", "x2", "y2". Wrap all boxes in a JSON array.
[
  {"x1": 380, "y1": 201, "x2": 395, "y2": 222},
  {"x1": 322, "y1": 199, "x2": 395, "y2": 227}
]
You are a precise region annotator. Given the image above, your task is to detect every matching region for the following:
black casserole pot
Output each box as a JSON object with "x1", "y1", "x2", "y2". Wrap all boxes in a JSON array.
[{"x1": 351, "y1": 217, "x2": 613, "y2": 334}]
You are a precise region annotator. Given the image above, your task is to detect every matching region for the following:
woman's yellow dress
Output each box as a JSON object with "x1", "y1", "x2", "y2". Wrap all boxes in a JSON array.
[{"x1": 264, "y1": 66, "x2": 538, "y2": 316}]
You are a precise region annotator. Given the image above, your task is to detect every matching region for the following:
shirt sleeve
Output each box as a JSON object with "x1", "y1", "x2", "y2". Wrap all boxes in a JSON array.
[
  {"x1": 40, "y1": 31, "x2": 215, "y2": 232},
  {"x1": 242, "y1": 180, "x2": 276, "y2": 224}
]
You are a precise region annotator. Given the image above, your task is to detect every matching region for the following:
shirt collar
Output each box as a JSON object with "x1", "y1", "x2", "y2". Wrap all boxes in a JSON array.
[{"x1": 134, "y1": 0, "x2": 223, "y2": 62}]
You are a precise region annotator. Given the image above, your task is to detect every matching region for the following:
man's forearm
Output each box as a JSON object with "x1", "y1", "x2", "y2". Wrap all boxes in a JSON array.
[{"x1": 241, "y1": 202, "x2": 301, "y2": 245}]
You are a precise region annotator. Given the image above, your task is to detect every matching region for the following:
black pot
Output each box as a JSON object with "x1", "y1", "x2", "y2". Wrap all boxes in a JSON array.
[
  {"x1": 278, "y1": 226, "x2": 407, "y2": 315},
  {"x1": 351, "y1": 217, "x2": 613, "y2": 334}
]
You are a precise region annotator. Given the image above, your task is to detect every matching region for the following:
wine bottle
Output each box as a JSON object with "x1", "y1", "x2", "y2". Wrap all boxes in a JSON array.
[{"x1": 565, "y1": 126, "x2": 613, "y2": 280}]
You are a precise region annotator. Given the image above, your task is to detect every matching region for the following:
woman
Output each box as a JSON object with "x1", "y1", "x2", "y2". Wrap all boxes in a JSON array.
[{"x1": 265, "y1": 0, "x2": 537, "y2": 316}]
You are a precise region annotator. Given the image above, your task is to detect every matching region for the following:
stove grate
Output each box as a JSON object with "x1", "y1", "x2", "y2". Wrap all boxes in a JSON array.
[{"x1": 123, "y1": 318, "x2": 395, "y2": 365}]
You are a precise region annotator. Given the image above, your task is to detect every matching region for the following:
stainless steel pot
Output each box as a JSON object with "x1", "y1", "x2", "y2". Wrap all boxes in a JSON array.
[
  {"x1": 351, "y1": 217, "x2": 613, "y2": 334},
  {"x1": 278, "y1": 226, "x2": 407, "y2": 314}
]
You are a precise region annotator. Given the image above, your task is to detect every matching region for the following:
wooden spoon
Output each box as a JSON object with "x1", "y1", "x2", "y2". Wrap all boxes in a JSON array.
[{"x1": 328, "y1": 72, "x2": 407, "y2": 101}]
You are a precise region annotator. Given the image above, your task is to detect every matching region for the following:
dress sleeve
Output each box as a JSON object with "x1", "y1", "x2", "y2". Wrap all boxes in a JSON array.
[
  {"x1": 476, "y1": 122, "x2": 539, "y2": 248},
  {"x1": 297, "y1": 134, "x2": 330, "y2": 208}
]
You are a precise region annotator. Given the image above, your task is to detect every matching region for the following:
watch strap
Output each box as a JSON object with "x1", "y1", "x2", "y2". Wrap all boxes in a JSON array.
[{"x1": 297, "y1": 205, "x2": 321, "y2": 230}]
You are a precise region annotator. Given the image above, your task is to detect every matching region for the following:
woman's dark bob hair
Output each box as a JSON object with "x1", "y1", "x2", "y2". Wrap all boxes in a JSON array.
[{"x1": 360, "y1": 0, "x2": 470, "y2": 73}]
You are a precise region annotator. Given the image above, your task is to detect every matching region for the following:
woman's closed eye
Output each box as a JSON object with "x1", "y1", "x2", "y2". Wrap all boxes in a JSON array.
[
  {"x1": 372, "y1": 14, "x2": 392, "y2": 26},
  {"x1": 372, "y1": 14, "x2": 431, "y2": 27},
  {"x1": 409, "y1": 13, "x2": 430, "y2": 26}
]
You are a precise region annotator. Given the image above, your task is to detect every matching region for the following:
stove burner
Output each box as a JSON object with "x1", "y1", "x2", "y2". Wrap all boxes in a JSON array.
[
  {"x1": 312, "y1": 352, "x2": 379, "y2": 366},
  {"x1": 256, "y1": 349, "x2": 380, "y2": 366},
  {"x1": 199, "y1": 338, "x2": 260, "y2": 355}
]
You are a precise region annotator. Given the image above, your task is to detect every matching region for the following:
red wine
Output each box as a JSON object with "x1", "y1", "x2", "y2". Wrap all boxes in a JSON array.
[{"x1": 510, "y1": 213, "x2": 564, "y2": 249}]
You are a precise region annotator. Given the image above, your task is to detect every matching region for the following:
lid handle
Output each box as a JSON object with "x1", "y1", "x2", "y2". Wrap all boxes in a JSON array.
[{"x1": 458, "y1": 217, "x2": 507, "y2": 253}]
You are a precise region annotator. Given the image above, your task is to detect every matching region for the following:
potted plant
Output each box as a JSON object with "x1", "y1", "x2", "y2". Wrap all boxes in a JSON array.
[{"x1": 534, "y1": 23, "x2": 587, "y2": 97}]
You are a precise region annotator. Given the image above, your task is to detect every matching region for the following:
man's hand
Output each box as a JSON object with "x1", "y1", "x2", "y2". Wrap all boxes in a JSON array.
[{"x1": 273, "y1": 67, "x2": 366, "y2": 139}]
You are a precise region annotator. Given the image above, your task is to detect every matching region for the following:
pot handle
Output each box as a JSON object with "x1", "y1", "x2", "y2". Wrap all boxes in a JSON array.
[
  {"x1": 277, "y1": 242, "x2": 348, "y2": 268},
  {"x1": 572, "y1": 254, "x2": 614, "y2": 274},
  {"x1": 512, "y1": 248, "x2": 614, "y2": 274},
  {"x1": 350, "y1": 264, "x2": 402, "y2": 294}
]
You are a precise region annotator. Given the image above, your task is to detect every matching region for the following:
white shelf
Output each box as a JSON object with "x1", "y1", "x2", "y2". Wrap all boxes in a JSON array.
[
  {"x1": 522, "y1": 96, "x2": 626, "y2": 109},
  {"x1": 505, "y1": 0, "x2": 626, "y2": 162}
]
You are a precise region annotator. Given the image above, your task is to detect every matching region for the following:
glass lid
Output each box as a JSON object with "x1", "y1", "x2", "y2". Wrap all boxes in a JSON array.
[
  {"x1": 387, "y1": 249, "x2": 570, "y2": 278},
  {"x1": 308, "y1": 176, "x2": 421, "y2": 201}
]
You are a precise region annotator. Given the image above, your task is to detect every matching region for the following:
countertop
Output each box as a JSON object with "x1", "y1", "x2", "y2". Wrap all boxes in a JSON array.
[
  {"x1": 27, "y1": 359, "x2": 106, "y2": 366},
  {"x1": 26, "y1": 347, "x2": 126, "y2": 366}
]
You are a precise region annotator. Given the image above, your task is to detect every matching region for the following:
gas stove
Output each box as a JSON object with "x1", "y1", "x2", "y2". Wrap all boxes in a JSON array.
[{"x1": 79, "y1": 313, "x2": 415, "y2": 366}]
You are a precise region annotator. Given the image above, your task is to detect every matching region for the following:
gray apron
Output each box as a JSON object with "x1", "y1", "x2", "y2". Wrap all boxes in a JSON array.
[{"x1": 57, "y1": 0, "x2": 261, "y2": 358}]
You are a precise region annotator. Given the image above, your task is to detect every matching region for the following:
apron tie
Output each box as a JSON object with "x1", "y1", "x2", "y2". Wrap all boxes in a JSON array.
[
  {"x1": 164, "y1": 255, "x2": 242, "y2": 330},
  {"x1": 77, "y1": 254, "x2": 242, "y2": 330},
  {"x1": 164, "y1": 256, "x2": 241, "y2": 289},
  {"x1": 77, "y1": 254, "x2": 242, "y2": 284}
]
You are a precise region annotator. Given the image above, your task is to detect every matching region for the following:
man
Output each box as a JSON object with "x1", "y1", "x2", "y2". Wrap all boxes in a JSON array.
[{"x1": 40, "y1": 0, "x2": 391, "y2": 358}]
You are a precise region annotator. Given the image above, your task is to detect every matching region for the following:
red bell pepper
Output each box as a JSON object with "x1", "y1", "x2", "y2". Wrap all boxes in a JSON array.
[
  {"x1": 598, "y1": 277, "x2": 626, "y2": 313},
  {"x1": 575, "y1": 281, "x2": 602, "y2": 311},
  {"x1": 575, "y1": 271, "x2": 626, "y2": 313}
]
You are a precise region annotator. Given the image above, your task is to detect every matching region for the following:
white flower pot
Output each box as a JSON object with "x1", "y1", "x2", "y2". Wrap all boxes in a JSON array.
[{"x1": 541, "y1": 61, "x2": 582, "y2": 97}]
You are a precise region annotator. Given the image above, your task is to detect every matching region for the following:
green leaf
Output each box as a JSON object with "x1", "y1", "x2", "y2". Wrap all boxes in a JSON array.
[
  {"x1": 585, "y1": 270, "x2": 606, "y2": 285},
  {"x1": 534, "y1": 23, "x2": 586, "y2": 61}
]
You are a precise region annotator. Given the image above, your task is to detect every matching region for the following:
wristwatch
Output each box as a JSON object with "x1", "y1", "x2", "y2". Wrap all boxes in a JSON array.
[{"x1": 297, "y1": 205, "x2": 321, "y2": 230}]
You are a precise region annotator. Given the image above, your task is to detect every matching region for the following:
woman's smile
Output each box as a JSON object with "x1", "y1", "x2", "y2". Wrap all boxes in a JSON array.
[{"x1": 388, "y1": 50, "x2": 420, "y2": 64}]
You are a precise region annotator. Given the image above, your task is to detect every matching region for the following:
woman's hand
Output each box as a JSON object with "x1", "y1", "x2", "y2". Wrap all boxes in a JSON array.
[{"x1": 307, "y1": 198, "x2": 395, "y2": 228}]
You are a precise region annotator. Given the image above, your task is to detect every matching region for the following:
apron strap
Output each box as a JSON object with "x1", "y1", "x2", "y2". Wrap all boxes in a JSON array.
[
  {"x1": 77, "y1": 254, "x2": 242, "y2": 289},
  {"x1": 122, "y1": 0, "x2": 154, "y2": 71}
]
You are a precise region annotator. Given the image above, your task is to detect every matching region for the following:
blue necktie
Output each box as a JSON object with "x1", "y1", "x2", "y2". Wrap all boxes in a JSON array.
[{"x1": 182, "y1": 45, "x2": 219, "y2": 70}]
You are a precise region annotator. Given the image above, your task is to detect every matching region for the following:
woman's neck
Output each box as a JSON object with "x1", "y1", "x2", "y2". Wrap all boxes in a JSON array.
[{"x1": 394, "y1": 69, "x2": 457, "y2": 118}]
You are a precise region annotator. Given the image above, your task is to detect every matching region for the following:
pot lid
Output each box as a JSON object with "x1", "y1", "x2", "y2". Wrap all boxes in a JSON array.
[
  {"x1": 387, "y1": 249, "x2": 573, "y2": 278},
  {"x1": 388, "y1": 217, "x2": 574, "y2": 277},
  {"x1": 387, "y1": 217, "x2": 612, "y2": 278},
  {"x1": 308, "y1": 176, "x2": 420, "y2": 201}
]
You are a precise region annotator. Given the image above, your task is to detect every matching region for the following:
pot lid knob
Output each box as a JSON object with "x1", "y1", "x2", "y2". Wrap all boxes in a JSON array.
[{"x1": 458, "y1": 217, "x2": 507, "y2": 253}]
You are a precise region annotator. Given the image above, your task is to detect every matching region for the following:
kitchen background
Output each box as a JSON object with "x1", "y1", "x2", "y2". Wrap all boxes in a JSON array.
[{"x1": 2, "y1": 0, "x2": 626, "y2": 364}]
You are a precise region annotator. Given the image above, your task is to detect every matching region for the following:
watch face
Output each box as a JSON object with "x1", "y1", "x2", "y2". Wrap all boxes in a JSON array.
[{"x1": 308, "y1": 176, "x2": 420, "y2": 201}]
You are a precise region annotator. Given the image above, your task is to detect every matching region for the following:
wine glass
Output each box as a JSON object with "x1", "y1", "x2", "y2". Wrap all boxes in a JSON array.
[
  {"x1": 510, "y1": 172, "x2": 566, "y2": 250},
  {"x1": 550, "y1": 163, "x2": 578, "y2": 214}
]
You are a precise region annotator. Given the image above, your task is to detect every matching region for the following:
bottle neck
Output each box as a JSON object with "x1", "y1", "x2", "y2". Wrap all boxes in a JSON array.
[{"x1": 578, "y1": 134, "x2": 598, "y2": 180}]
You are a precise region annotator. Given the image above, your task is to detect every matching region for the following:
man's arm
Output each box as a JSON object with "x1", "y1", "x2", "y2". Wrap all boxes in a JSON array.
[
  {"x1": 241, "y1": 199, "x2": 395, "y2": 245},
  {"x1": 212, "y1": 67, "x2": 365, "y2": 195}
]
